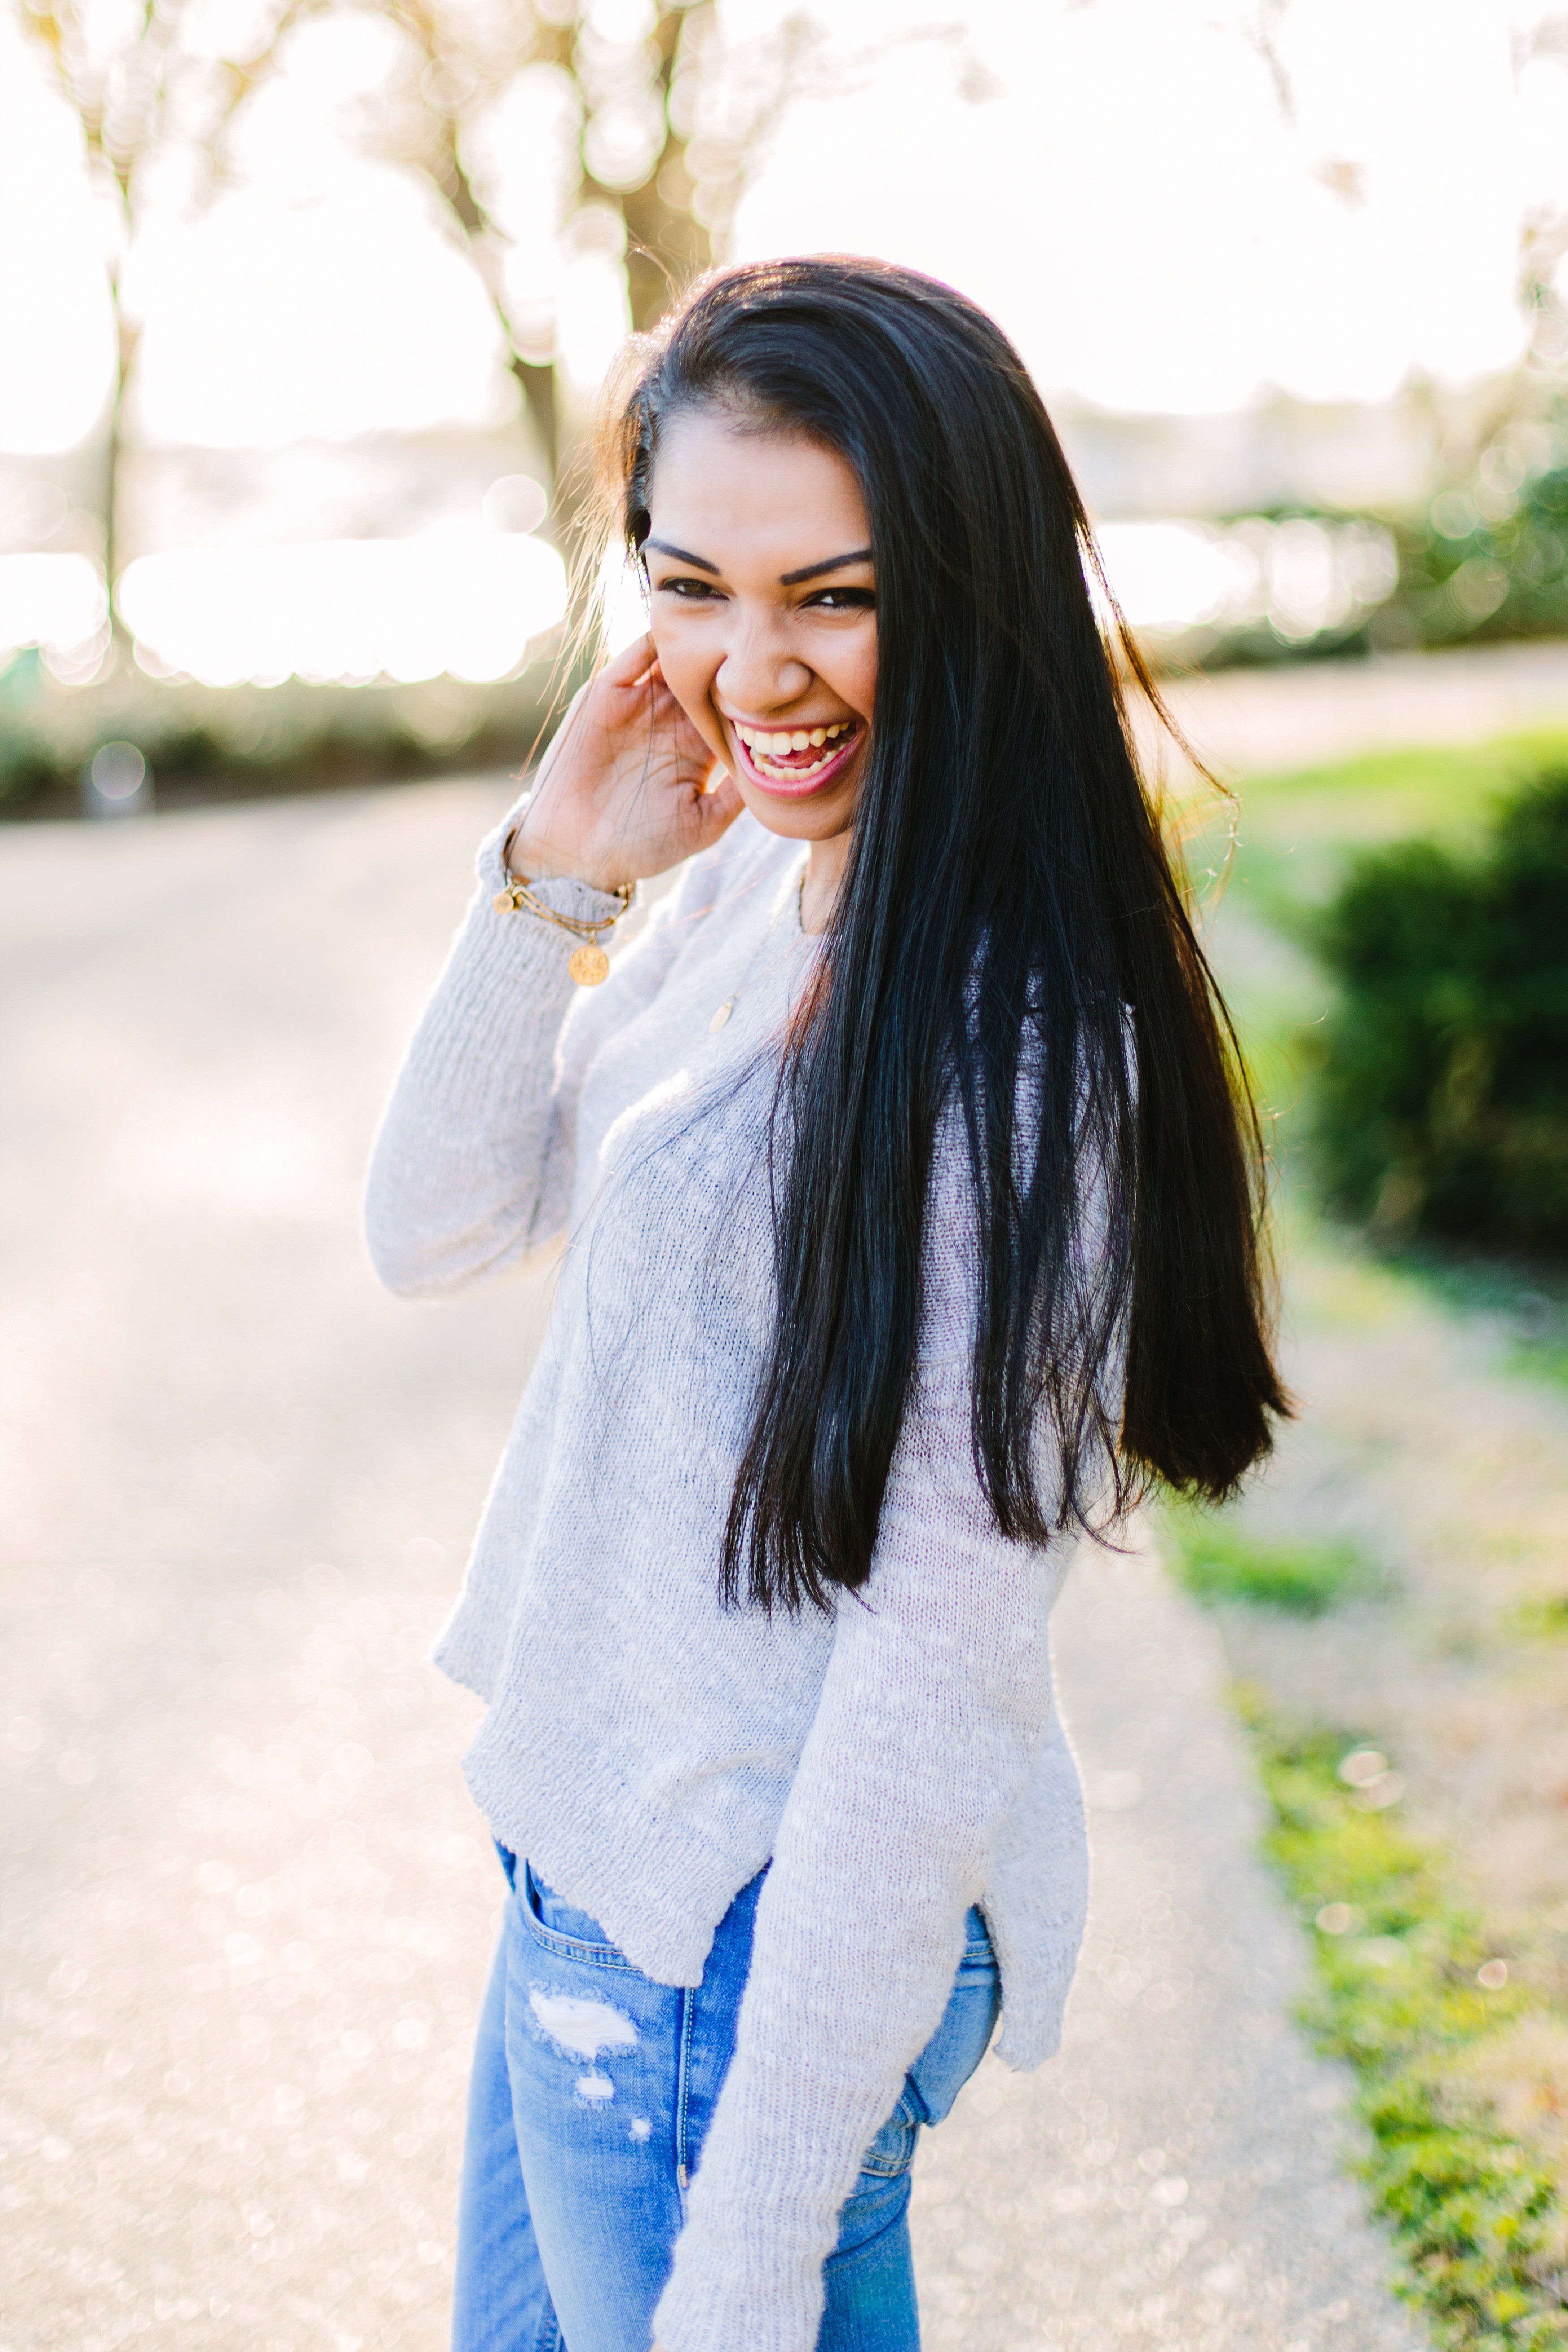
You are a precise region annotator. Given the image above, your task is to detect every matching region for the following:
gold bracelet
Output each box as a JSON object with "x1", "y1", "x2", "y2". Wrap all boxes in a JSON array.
[{"x1": 493, "y1": 844, "x2": 633, "y2": 987}]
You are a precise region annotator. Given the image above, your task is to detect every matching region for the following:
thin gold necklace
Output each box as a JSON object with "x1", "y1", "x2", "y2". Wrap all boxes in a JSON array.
[{"x1": 709, "y1": 870, "x2": 808, "y2": 1033}]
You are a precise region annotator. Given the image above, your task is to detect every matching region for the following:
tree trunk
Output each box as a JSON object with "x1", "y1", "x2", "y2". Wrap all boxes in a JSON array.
[
  {"x1": 101, "y1": 294, "x2": 138, "y2": 669},
  {"x1": 596, "y1": 3, "x2": 711, "y2": 336}
]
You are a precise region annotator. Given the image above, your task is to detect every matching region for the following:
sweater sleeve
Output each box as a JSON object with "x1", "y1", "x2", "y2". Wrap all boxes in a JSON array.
[
  {"x1": 363, "y1": 808, "x2": 690, "y2": 1299},
  {"x1": 653, "y1": 1127, "x2": 1106, "y2": 2352}
]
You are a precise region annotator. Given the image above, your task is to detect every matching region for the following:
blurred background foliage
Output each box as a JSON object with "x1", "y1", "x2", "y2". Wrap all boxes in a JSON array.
[{"x1": 1309, "y1": 772, "x2": 1568, "y2": 1253}]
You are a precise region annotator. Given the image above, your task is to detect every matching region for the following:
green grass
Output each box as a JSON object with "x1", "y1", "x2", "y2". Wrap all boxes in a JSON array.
[
  {"x1": 1188, "y1": 728, "x2": 1568, "y2": 937},
  {"x1": 1510, "y1": 1340, "x2": 1568, "y2": 1397},
  {"x1": 1240, "y1": 1693, "x2": 1568, "y2": 2350},
  {"x1": 1161, "y1": 1510, "x2": 1374, "y2": 1616},
  {"x1": 1503, "y1": 1592, "x2": 1568, "y2": 1643}
]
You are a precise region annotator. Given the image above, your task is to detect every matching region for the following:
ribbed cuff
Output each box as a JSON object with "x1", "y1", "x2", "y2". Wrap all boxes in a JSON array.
[{"x1": 653, "y1": 2209, "x2": 827, "y2": 2352}]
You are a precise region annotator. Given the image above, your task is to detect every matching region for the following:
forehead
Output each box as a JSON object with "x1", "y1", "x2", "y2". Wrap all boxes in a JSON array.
[{"x1": 647, "y1": 410, "x2": 869, "y2": 573}]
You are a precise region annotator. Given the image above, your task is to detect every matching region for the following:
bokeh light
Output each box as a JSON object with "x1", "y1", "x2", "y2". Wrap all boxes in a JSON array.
[{"x1": 1098, "y1": 519, "x2": 1398, "y2": 639}]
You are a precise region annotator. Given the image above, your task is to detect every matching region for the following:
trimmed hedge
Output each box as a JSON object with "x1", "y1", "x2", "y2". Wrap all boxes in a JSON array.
[{"x1": 1310, "y1": 771, "x2": 1568, "y2": 1249}]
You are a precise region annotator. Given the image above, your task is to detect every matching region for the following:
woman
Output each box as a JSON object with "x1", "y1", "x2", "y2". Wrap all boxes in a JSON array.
[{"x1": 366, "y1": 257, "x2": 1286, "y2": 2352}]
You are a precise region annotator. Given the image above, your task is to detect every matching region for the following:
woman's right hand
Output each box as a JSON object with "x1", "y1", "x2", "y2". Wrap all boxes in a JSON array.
[{"x1": 508, "y1": 633, "x2": 744, "y2": 893}]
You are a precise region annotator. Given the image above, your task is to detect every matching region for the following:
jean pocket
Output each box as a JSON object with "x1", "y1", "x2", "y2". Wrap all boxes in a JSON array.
[
  {"x1": 859, "y1": 1916, "x2": 1001, "y2": 2179},
  {"x1": 903, "y1": 1910, "x2": 1000, "y2": 2135},
  {"x1": 860, "y1": 2086, "x2": 921, "y2": 2180},
  {"x1": 520, "y1": 1862, "x2": 637, "y2": 1972}
]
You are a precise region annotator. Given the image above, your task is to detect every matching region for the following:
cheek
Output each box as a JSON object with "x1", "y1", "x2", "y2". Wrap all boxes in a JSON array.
[{"x1": 840, "y1": 628, "x2": 878, "y2": 720}]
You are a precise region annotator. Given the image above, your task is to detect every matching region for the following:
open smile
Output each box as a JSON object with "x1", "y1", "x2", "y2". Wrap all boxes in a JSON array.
[{"x1": 725, "y1": 716, "x2": 863, "y2": 798}]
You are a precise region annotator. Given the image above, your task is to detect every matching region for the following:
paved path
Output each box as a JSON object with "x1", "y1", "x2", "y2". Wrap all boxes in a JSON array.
[{"x1": 1, "y1": 770, "x2": 1432, "y2": 2351}]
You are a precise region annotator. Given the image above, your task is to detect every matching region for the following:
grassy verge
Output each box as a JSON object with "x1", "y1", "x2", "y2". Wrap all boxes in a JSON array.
[
  {"x1": 1237, "y1": 1696, "x2": 1568, "y2": 2351},
  {"x1": 1161, "y1": 1508, "x2": 1568, "y2": 2345}
]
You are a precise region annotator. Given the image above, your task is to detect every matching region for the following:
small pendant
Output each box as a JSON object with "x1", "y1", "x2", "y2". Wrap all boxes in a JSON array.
[
  {"x1": 568, "y1": 942, "x2": 611, "y2": 986},
  {"x1": 493, "y1": 886, "x2": 523, "y2": 913},
  {"x1": 709, "y1": 999, "x2": 734, "y2": 1033}
]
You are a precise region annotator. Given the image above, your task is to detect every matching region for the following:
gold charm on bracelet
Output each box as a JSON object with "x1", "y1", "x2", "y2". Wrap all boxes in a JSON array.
[{"x1": 568, "y1": 942, "x2": 611, "y2": 986}]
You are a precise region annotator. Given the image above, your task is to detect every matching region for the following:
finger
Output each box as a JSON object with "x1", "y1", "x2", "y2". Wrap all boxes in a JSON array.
[
  {"x1": 644, "y1": 674, "x2": 711, "y2": 758},
  {"x1": 599, "y1": 630, "x2": 656, "y2": 688},
  {"x1": 530, "y1": 681, "x2": 592, "y2": 788}
]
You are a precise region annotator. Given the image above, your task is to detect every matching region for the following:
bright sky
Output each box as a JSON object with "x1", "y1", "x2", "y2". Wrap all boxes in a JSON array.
[
  {"x1": 4, "y1": 0, "x2": 1568, "y2": 461},
  {"x1": 729, "y1": 0, "x2": 1568, "y2": 414}
]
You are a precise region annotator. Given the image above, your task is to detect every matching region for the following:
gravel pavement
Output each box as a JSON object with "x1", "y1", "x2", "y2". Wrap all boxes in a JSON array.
[{"x1": 1, "y1": 760, "x2": 1440, "y2": 2351}]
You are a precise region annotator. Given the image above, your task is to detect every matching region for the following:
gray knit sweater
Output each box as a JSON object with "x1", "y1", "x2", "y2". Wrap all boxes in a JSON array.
[{"x1": 365, "y1": 806, "x2": 1091, "y2": 2352}]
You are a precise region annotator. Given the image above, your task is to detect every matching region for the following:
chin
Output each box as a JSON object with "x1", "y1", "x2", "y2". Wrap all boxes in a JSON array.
[{"x1": 737, "y1": 780, "x2": 857, "y2": 842}]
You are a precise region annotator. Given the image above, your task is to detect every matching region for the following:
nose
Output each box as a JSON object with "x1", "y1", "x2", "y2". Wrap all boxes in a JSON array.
[{"x1": 714, "y1": 607, "x2": 813, "y2": 715}]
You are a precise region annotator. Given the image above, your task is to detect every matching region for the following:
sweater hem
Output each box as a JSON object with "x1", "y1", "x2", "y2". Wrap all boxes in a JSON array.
[{"x1": 461, "y1": 1733, "x2": 774, "y2": 1989}]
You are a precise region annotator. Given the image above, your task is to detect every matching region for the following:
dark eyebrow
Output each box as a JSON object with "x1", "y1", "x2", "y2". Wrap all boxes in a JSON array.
[
  {"x1": 645, "y1": 539, "x2": 719, "y2": 575},
  {"x1": 779, "y1": 547, "x2": 874, "y2": 586},
  {"x1": 644, "y1": 540, "x2": 874, "y2": 587}
]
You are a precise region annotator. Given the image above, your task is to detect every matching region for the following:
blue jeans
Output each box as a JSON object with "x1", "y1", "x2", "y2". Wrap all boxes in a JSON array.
[{"x1": 452, "y1": 1851, "x2": 999, "y2": 2352}]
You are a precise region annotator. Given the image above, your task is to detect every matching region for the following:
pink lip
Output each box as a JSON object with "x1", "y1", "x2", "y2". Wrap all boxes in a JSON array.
[{"x1": 724, "y1": 721, "x2": 864, "y2": 800}]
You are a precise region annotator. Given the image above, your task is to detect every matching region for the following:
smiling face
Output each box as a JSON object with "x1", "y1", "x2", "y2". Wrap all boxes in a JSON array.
[{"x1": 642, "y1": 408, "x2": 877, "y2": 850}]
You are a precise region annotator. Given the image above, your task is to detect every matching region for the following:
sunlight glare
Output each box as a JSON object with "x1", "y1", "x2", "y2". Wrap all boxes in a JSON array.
[
  {"x1": 0, "y1": 551, "x2": 108, "y2": 659},
  {"x1": 0, "y1": 18, "x2": 116, "y2": 452},
  {"x1": 129, "y1": 171, "x2": 517, "y2": 447},
  {"x1": 117, "y1": 526, "x2": 567, "y2": 688},
  {"x1": 727, "y1": 0, "x2": 1562, "y2": 414}
]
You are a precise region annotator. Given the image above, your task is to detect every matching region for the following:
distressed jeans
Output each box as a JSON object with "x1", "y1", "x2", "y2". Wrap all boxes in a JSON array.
[{"x1": 451, "y1": 1849, "x2": 1000, "y2": 2352}]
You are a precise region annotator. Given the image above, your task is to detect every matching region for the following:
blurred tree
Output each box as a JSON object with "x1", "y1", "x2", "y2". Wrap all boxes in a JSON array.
[
  {"x1": 20, "y1": 0, "x2": 293, "y2": 663},
  {"x1": 20, "y1": 0, "x2": 791, "y2": 651},
  {"x1": 357, "y1": 0, "x2": 801, "y2": 521},
  {"x1": 372, "y1": 0, "x2": 709, "y2": 495}
]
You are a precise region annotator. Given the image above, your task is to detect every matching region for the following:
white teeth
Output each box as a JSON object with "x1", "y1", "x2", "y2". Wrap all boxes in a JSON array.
[
  {"x1": 734, "y1": 719, "x2": 853, "y2": 749},
  {"x1": 731, "y1": 718, "x2": 857, "y2": 778}
]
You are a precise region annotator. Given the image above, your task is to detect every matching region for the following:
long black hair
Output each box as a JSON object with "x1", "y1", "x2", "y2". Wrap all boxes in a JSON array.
[{"x1": 605, "y1": 256, "x2": 1288, "y2": 1613}]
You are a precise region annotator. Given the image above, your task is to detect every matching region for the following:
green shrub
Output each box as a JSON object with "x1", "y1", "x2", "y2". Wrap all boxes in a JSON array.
[{"x1": 1310, "y1": 771, "x2": 1568, "y2": 1249}]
